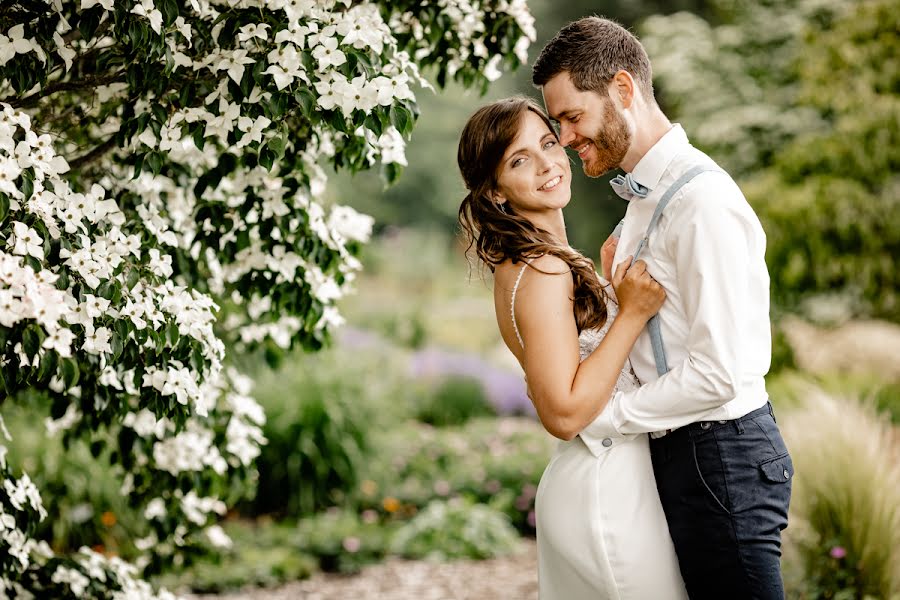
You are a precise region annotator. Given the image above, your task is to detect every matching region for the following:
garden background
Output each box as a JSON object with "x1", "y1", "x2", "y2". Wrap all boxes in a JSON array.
[{"x1": 1, "y1": 0, "x2": 898, "y2": 598}]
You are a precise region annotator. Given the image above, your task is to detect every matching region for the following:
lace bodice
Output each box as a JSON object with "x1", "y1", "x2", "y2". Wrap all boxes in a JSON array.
[
  {"x1": 576, "y1": 289, "x2": 641, "y2": 394},
  {"x1": 511, "y1": 262, "x2": 641, "y2": 395}
]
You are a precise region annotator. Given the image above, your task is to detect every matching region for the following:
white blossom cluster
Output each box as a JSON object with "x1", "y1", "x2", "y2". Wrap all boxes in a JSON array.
[
  {"x1": 0, "y1": 467, "x2": 49, "y2": 571},
  {"x1": 0, "y1": 102, "x2": 226, "y2": 423},
  {"x1": 391, "y1": 0, "x2": 536, "y2": 81}
]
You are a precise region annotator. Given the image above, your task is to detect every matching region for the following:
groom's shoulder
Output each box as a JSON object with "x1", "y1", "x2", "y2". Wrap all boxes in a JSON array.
[{"x1": 664, "y1": 153, "x2": 753, "y2": 216}]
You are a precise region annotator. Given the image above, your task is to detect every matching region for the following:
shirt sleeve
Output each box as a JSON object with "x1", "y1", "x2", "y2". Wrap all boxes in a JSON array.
[{"x1": 581, "y1": 174, "x2": 758, "y2": 439}]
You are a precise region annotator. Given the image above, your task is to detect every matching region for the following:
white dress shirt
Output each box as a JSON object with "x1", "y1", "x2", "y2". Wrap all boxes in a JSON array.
[{"x1": 580, "y1": 124, "x2": 771, "y2": 450}]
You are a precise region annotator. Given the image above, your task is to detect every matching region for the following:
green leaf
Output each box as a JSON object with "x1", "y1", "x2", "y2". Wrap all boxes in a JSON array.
[
  {"x1": 79, "y1": 8, "x2": 101, "y2": 40},
  {"x1": 235, "y1": 229, "x2": 251, "y2": 251},
  {"x1": 61, "y1": 358, "x2": 80, "y2": 390},
  {"x1": 37, "y1": 351, "x2": 58, "y2": 384},
  {"x1": 179, "y1": 83, "x2": 195, "y2": 107},
  {"x1": 193, "y1": 125, "x2": 206, "y2": 151},
  {"x1": 0, "y1": 193, "x2": 9, "y2": 224},
  {"x1": 160, "y1": 0, "x2": 179, "y2": 26},
  {"x1": 132, "y1": 153, "x2": 145, "y2": 179},
  {"x1": 383, "y1": 162, "x2": 403, "y2": 185},
  {"x1": 21, "y1": 174, "x2": 34, "y2": 200},
  {"x1": 327, "y1": 111, "x2": 348, "y2": 133},
  {"x1": 365, "y1": 113, "x2": 383, "y2": 137},
  {"x1": 152, "y1": 104, "x2": 167, "y2": 125},
  {"x1": 111, "y1": 332, "x2": 123, "y2": 360},
  {"x1": 147, "y1": 151, "x2": 163, "y2": 175},
  {"x1": 295, "y1": 88, "x2": 316, "y2": 118},
  {"x1": 97, "y1": 280, "x2": 116, "y2": 300},
  {"x1": 125, "y1": 268, "x2": 140, "y2": 290},
  {"x1": 115, "y1": 318, "x2": 129, "y2": 343},
  {"x1": 258, "y1": 147, "x2": 275, "y2": 171},
  {"x1": 190, "y1": 346, "x2": 204, "y2": 372},
  {"x1": 166, "y1": 321, "x2": 179, "y2": 346},
  {"x1": 56, "y1": 270, "x2": 69, "y2": 291},
  {"x1": 23, "y1": 326, "x2": 41, "y2": 358},
  {"x1": 390, "y1": 105, "x2": 412, "y2": 135},
  {"x1": 268, "y1": 135, "x2": 286, "y2": 159}
]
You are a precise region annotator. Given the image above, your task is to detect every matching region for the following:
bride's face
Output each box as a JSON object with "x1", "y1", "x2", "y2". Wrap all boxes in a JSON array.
[{"x1": 493, "y1": 111, "x2": 572, "y2": 217}]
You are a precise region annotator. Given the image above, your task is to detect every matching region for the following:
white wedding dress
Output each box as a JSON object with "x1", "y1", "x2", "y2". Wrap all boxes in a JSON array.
[{"x1": 510, "y1": 264, "x2": 688, "y2": 599}]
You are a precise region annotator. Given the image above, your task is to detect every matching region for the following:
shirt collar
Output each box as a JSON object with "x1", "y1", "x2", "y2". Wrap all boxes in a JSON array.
[{"x1": 628, "y1": 124, "x2": 689, "y2": 193}]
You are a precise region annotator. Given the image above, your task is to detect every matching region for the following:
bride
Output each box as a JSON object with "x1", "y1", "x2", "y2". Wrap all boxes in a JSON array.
[{"x1": 457, "y1": 96, "x2": 687, "y2": 599}]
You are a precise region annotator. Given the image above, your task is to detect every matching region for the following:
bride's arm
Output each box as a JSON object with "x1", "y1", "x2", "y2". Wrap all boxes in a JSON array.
[{"x1": 516, "y1": 255, "x2": 663, "y2": 440}]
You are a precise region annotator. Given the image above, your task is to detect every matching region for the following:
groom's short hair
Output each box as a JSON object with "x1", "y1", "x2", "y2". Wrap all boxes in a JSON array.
[{"x1": 532, "y1": 16, "x2": 655, "y2": 102}]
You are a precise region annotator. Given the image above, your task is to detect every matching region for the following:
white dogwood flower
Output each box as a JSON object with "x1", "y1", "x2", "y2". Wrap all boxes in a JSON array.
[
  {"x1": 11, "y1": 222, "x2": 43, "y2": 260},
  {"x1": 130, "y1": 0, "x2": 163, "y2": 34},
  {"x1": 311, "y1": 36, "x2": 345, "y2": 70}
]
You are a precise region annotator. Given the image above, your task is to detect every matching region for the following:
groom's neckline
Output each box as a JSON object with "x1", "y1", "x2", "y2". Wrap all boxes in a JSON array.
[{"x1": 628, "y1": 124, "x2": 689, "y2": 193}]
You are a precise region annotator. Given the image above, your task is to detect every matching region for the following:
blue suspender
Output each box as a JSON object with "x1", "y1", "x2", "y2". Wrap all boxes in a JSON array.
[{"x1": 630, "y1": 165, "x2": 716, "y2": 376}]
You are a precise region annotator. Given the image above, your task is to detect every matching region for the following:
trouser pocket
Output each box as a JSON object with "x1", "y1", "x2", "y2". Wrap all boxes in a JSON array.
[{"x1": 691, "y1": 434, "x2": 731, "y2": 515}]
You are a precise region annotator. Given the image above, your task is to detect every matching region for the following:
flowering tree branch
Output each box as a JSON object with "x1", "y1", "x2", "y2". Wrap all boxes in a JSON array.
[
  {"x1": 6, "y1": 71, "x2": 126, "y2": 108},
  {"x1": 67, "y1": 135, "x2": 119, "y2": 170}
]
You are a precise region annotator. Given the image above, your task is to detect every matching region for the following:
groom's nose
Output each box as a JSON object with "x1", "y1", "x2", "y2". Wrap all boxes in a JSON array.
[{"x1": 558, "y1": 123, "x2": 576, "y2": 147}]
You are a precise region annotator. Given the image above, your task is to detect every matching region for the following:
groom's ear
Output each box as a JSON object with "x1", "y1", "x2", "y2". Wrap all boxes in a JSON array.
[{"x1": 611, "y1": 70, "x2": 636, "y2": 109}]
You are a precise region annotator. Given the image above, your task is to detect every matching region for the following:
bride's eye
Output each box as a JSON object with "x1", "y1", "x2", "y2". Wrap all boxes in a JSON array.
[
  {"x1": 543, "y1": 140, "x2": 557, "y2": 149},
  {"x1": 512, "y1": 157, "x2": 526, "y2": 168}
]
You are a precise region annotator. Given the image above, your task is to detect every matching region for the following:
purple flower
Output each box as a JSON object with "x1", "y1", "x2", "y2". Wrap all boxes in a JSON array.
[{"x1": 829, "y1": 546, "x2": 847, "y2": 559}]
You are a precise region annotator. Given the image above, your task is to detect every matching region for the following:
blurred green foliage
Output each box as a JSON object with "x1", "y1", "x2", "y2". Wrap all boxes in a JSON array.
[
  {"x1": 243, "y1": 346, "x2": 412, "y2": 518},
  {"x1": 769, "y1": 323, "x2": 798, "y2": 375},
  {"x1": 357, "y1": 418, "x2": 553, "y2": 535},
  {"x1": 779, "y1": 390, "x2": 900, "y2": 599},
  {"x1": 295, "y1": 509, "x2": 391, "y2": 574},
  {"x1": 413, "y1": 376, "x2": 497, "y2": 427},
  {"x1": 341, "y1": 228, "x2": 502, "y2": 353},
  {"x1": 390, "y1": 499, "x2": 521, "y2": 561},
  {"x1": 642, "y1": 0, "x2": 900, "y2": 321},
  {"x1": 1, "y1": 393, "x2": 145, "y2": 558},
  {"x1": 154, "y1": 520, "x2": 318, "y2": 593}
]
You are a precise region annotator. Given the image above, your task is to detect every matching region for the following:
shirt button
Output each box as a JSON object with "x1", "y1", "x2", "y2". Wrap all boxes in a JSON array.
[
  {"x1": 783, "y1": 469, "x2": 790, "y2": 480},
  {"x1": 602, "y1": 438, "x2": 613, "y2": 448}
]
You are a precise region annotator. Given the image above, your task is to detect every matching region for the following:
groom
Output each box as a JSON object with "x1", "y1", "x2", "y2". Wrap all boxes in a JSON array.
[{"x1": 532, "y1": 16, "x2": 793, "y2": 599}]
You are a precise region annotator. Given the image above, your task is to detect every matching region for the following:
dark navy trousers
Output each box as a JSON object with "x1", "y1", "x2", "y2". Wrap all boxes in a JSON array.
[{"x1": 649, "y1": 402, "x2": 793, "y2": 599}]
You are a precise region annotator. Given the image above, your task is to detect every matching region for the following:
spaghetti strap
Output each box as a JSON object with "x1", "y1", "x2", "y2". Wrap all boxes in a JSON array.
[{"x1": 510, "y1": 261, "x2": 530, "y2": 350}]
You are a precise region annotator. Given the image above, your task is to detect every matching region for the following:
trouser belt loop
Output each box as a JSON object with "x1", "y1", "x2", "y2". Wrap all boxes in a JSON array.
[{"x1": 735, "y1": 417, "x2": 745, "y2": 435}]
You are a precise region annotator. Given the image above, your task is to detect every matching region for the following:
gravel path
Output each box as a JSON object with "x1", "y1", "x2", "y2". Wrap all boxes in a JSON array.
[{"x1": 189, "y1": 538, "x2": 538, "y2": 600}]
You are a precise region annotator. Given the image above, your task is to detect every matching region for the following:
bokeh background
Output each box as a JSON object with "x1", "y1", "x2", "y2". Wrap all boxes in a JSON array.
[{"x1": 4, "y1": 0, "x2": 898, "y2": 597}]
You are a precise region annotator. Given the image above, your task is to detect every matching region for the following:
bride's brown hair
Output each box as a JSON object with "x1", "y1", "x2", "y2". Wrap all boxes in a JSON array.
[{"x1": 457, "y1": 96, "x2": 609, "y2": 331}]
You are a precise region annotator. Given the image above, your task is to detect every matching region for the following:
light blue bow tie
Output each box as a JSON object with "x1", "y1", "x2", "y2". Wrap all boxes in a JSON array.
[{"x1": 610, "y1": 173, "x2": 650, "y2": 200}]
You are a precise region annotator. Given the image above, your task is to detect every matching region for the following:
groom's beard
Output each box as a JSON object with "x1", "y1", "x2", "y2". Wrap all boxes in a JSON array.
[{"x1": 582, "y1": 99, "x2": 631, "y2": 178}]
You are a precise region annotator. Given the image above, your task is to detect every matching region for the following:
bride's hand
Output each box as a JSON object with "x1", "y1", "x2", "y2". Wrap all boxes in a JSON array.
[
  {"x1": 611, "y1": 258, "x2": 666, "y2": 321},
  {"x1": 599, "y1": 233, "x2": 618, "y2": 281}
]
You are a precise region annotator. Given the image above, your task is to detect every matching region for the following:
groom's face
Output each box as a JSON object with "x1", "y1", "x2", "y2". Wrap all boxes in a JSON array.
[{"x1": 542, "y1": 71, "x2": 631, "y2": 178}]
